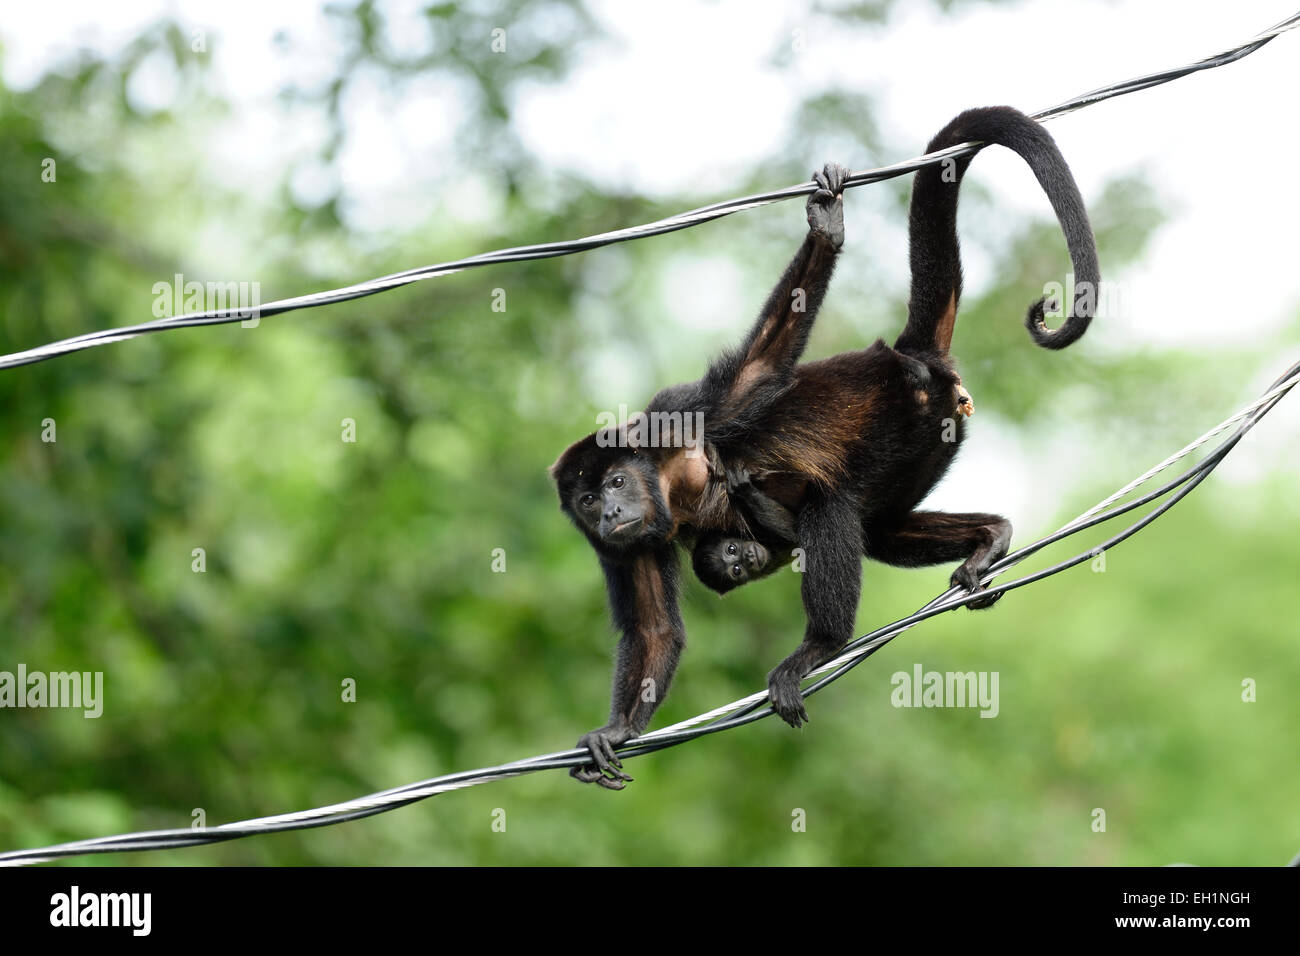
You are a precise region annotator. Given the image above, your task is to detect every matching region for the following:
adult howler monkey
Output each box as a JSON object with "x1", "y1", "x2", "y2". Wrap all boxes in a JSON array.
[{"x1": 552, "y1": 106, "x2": 1099, "y2": 788}]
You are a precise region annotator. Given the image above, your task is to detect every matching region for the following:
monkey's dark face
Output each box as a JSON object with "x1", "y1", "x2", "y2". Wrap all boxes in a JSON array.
[
  {"x1": 551, "y1": 432, "x2": 675, "y2": 558},
  {"x1": 573, "y1": 467, "x2": 653, "y2": 544},
  {"x1": 692, "y1": 533, "x2": 770, "y2": 594}
]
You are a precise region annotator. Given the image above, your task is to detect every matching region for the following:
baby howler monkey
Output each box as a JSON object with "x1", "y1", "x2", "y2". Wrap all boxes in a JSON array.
[{"x1": 692, "y1": 464, "x2": 798, "y2": 594}]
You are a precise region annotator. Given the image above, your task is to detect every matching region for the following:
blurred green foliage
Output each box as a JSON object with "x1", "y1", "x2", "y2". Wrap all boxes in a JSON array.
[{"x1": 0, "y1": 2, "x2": 1296, "y2": 865}]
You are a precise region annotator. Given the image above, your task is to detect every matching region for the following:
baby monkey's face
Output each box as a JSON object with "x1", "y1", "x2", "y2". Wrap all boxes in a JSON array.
[
  {"x1": 694, "y1": 534, "x2": 772, "y2": 594},
  {"x1": 719, "y1": 537, "x2": 770, "y2": 579}
]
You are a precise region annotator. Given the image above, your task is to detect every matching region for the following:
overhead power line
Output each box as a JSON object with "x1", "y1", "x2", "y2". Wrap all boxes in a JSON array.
[
  {"x1": 0, "y1": 11, "x2": 1297, "y2": 372},
  {"x1": 3, "y1": 357, "x2": 1296, "y2": 865}
]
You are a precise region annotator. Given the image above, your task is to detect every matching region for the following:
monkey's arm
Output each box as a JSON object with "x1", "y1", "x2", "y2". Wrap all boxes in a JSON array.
[
  {"x1": 728, "y1": 465, "x2": 799, "y2": 545},
  {"x1": 704, "y1": 164, "x2": 848, "y2": 435},
  {"x1": 572, "y1": 548, "x2": 686, "y2": 789}
]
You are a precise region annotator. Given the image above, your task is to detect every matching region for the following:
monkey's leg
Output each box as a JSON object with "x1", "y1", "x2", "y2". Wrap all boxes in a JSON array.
[
  {"x1": 767, "y1": 495, "x2": 863, "y2": 728},
  {"x1": 866, "y1": 510, "x2": 1012, "y2": 609}
]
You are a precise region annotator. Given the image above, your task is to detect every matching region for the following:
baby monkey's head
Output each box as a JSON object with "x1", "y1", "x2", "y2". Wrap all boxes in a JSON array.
[{"x1": 692, "y1": 532, "x2": 772, "y2": 595}]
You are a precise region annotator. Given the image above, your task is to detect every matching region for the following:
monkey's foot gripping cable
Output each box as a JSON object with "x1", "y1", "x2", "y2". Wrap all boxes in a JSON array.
[
  {"x1": 2, "y1": 358, "x2": 1296, "y2": 865},
  {"x1": 0, "y1": 12, "x2": 1296, "y2": 371}
]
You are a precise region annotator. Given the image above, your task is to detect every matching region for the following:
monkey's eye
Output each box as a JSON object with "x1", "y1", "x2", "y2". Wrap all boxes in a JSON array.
[
  {"x1": 726, "y1": 543, "x2": 737, "y2": 556},
  {"x1": 580, "y1": 494, "x2": 596, "y2": 508},
  {"x1": 731, "y1": 564, "x2": 743, "y2": 578},
  {"x1": 610, "y1": 475, "x2": 626, "y2": 489}
]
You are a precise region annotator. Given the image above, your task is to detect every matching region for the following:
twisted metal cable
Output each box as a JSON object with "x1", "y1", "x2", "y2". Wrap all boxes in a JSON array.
[
  {"x1": 3, "y1": 357, "x2": 1295, "y2": 865},
  {"x1": 0, "y1": 12, "x2": 1296, "y2": 372}
]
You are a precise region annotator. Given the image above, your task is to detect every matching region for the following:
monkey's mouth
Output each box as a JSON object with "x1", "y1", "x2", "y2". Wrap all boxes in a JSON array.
[
  {"x1": 744, "y1": 543, "x2": 769, "y2": 570},
  {"x1": 606, "y1": 517, "x2": 644, "y2": 541}
]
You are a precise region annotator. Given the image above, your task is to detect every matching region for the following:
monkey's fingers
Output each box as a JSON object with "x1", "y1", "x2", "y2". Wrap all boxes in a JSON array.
[
  {"x1": 571, "y1": 759, "x2": 633, "y2": 782},
  {"x1": 724, "y1": 462, "x2": 752, "y2": 492},
  {"x1": 806, "y1": 188, "x2": 836, "y2": 212},
  {"x1": 570, "y1": 764, "x2": 629, "y2": 790},
  {"x1": 821, "y1": 162, "x2": 849, "y2": 196},
  {"x1": 806, "y1": 175, "x2": 845, "y2": 249},
  {"x1": 579, "y1": 733, "x2": 632, "y2": 782},
  {"x1": 768, "y1": 678, "x2": 810, "y2": 729},
  {"x1": 965, "y1": 587, "x2": 1004, "y2": 610},
  {"x1": 811, "y1": 163, "x2": 849, "y2": 196},
  {"x1": 598, "y1": 736, "x2": 629, "y2": 775},
  {"x1": 571, "y1": 765, "x2": 605, "y2": 784},
  {"x1": 950, "y1": 564, "x2": 1003, "y2": 610},
  {"x1": 777, "y1": 705, "x2": 809, "y2": 729}
]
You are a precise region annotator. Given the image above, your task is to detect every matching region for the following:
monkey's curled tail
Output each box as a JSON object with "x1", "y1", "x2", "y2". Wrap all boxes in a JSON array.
[{"x1": 894, "y1": 106, "x2": 1100, "y2": 355}]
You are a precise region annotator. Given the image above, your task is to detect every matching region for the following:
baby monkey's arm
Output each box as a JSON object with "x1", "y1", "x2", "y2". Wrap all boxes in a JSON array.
[{"x1": 727, "y1": 464, "x2": 798, "y2": 545}]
